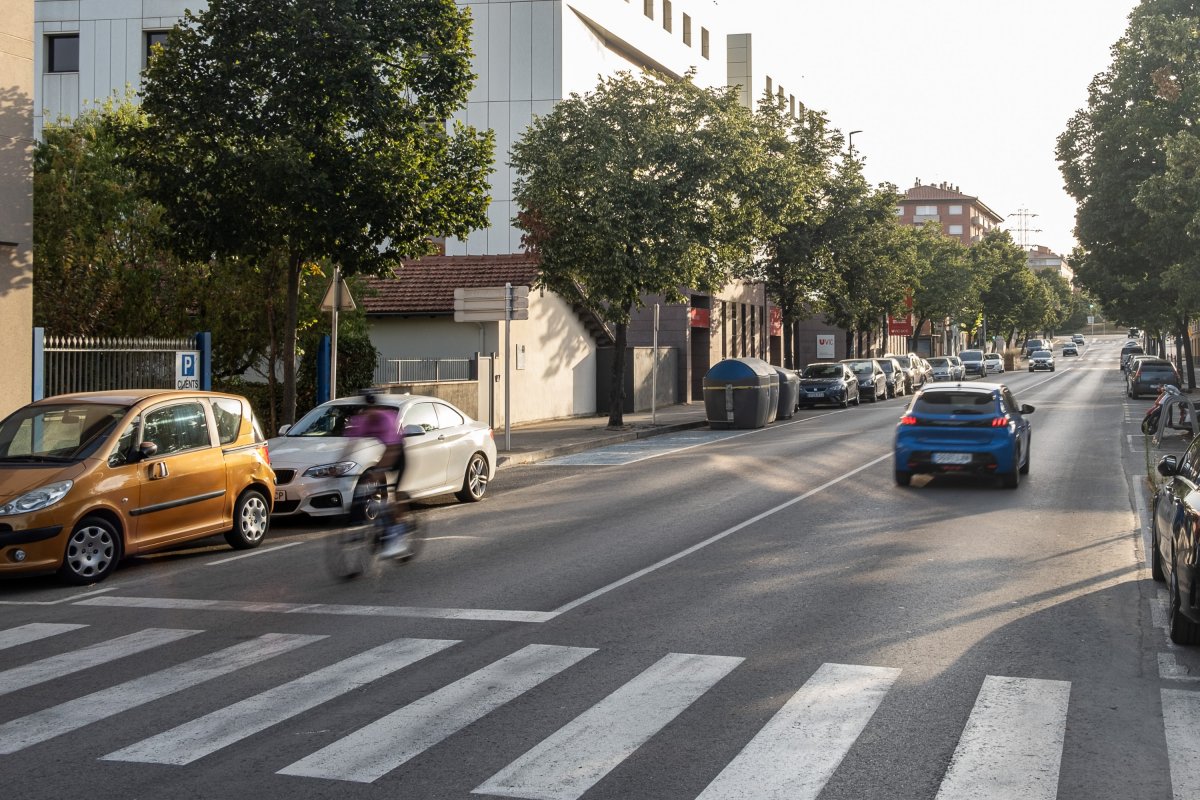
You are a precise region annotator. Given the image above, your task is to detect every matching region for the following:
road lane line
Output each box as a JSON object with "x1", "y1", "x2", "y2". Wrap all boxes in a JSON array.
[
  {"x1": 0, "y1": 586, "x2": 116, "y2": 606},
  {"x1": 474, "y1": 652, "x2": 743, "y2": 800},
  {"x1": 104, "y1": 637, "x2": 459, "y2": 765},
  {"x1": 551, "y1": 452, "x2": 892, "y2": 615},
  {"x1": 1162, "y1": 688, "x2": 1200, "y2": 798},
  {"x1": 0, "y1": 632, "x2": 323, "y2": 755},
  {"x1": 0, "y1": 623, "x2": 86, "y2": 651},
  {"x1": 278, "y1": 643, "x2": 596, "y2": 784},
  {"x1": 0, "y1": 628, "x2": 201, "y2": 697},
  {"x1": 696, "y1": 663, "x2": 901, "y2": 800},
  {"x1": 205, "y1": 542, "x2": 302, "y2": 565},
  {"x1": 933, "y1": 675, "x2": 1070, "y2": 800}
]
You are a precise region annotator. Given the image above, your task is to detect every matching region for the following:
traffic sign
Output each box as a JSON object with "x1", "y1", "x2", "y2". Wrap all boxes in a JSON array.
[{"x1": 320, "y1": 278, "x2": 356, "y2": 312}]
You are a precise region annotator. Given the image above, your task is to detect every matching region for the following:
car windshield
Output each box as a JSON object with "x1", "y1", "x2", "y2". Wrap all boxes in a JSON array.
[
  {"x1": 984, "y1": 354, "x2": 1000, "y2": 360},
  {"x1": 0, "y1": 403, "x2": 127, "y2": 462},
  {"x1": 879, "y1": 362, "x2": 895, "y2": 373},
  {"x1": 928, "y1": 358, "x2": 950, "y2": 367},
  {"x1": 287, "y1": 403, "x2": 375, "y2": 437},
  {"x1": 960, "y1": 351, "x2": 983, "y2": 361},
  {"x1": 844, "y1": 361, "x2": 874, "y2": 374},
  {"x1": 1033, "y1": 350, "x2": 1052, "y2": 358},
  {"x1": 914, "y1": 392, "x2": 996, "y2": 415},
  {"x1": 804, "y1": 364, "x2": 842, "y2": 379},
  {"x1": 893, "y1": 357, "x2": 912, "y2": 368}
]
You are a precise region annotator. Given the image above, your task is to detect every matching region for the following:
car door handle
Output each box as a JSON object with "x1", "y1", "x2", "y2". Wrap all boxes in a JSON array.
[{"x1": 150, "y1": 461, "x2": 169, "y2": 480}]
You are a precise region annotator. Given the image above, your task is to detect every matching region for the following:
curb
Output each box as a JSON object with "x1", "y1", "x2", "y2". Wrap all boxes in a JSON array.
[{"x1": 496, "y1": 419, "x2": 709, "y2": 468}]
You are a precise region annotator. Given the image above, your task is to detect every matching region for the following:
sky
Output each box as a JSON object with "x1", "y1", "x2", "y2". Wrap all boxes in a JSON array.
[{"x1": 709, "y1": 0, "x2": 1141, "y2": 259}]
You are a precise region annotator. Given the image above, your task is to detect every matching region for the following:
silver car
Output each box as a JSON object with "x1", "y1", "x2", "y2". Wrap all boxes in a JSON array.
[
  {"x1": 926, "y1": 356, "x2": 955, "y2": 381},
  {"x1": 268, "y1": 393, "x2": 497, "y2": 518}
]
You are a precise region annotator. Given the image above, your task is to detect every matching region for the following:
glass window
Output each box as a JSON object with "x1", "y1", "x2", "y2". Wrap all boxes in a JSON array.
[
  {"x1": 403, "y1": 403, "x2": 440, "y2": 433},
  {"x1": 662, "y1": 0, "x2": 672, "y2": 31},
  {"x1": 948, "y1": 205, "x2": 963, "y2": 215},
  {"x1": 948, "y1": 224, "x2": 964, "y2": 235},
  {"x1": 47, "y1": 35, "x2": 79, "y2": 73},
  {"x1": 915, "y1": 205, "x2": 937, "y2": 215},
  {"x1": 914, "y1": 392, "x2": 997, "y2": 414},
  {"x1": 643, "y1": 0, "x2": 653, "y2": 18},
  {"x1": 701, "y1": 27, "x2": 709, "y2": 59},
  {"x1": 210, "y1": 398, "x2": 243, "y2": 445},
  {"x1": 288, "y1": 404, "x2": 368, "y2": 437},
  {"x1": 108, "y1": 420, "x2": 139, "y2": 468},
  {"x1": 145, "y1": 30, "x2": 168, "y2": 65},
  {"x1": 0, "y1": 403, "x2": 125, "y2": 462},
  {"x1": 434, "y1": 403, "x2": 465, "y2": 429},
  {"x1": 682, "y1": 13, "x2": 691, "y2": 45},
  {"x1": 143, "y1": 402, "x2": 212, "y2": 455}
]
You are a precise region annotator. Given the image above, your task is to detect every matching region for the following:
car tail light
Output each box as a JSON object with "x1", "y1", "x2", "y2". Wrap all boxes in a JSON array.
[
  {"x1": 900, "y1": 415, "x2": 918, "y2": 426},
  {"x1": 991, "y1": 417, "x2": 1007, "y2": 427},
  {"x1": 259, "y1": 444, "x2": 271, "y2": 464}
]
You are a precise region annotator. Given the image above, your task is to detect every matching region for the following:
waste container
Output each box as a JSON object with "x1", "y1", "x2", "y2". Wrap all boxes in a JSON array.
[
  {"x1": 703, "y1": 357, "x2": 775, "y2": 429},
  {"x1": 775, "y1": 367, "x2": 800, "y2": 419}
]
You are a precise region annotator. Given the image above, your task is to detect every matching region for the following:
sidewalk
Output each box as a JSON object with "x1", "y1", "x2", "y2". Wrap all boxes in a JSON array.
[{"x1": 495, "y1": 403, "x2": 710, "y2": 468}]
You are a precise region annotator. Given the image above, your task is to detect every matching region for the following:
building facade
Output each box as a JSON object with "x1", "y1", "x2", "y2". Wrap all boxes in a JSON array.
[
  {"x1": 1, "y1": 1, "x2": 34, "y2": 417},
  {"x1": 1026, "y1": 245, "x2": 1074, "y2": 284}
]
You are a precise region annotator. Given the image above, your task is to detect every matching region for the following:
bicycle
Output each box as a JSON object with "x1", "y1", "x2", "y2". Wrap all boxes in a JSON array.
[{"x1": 326, "y1": 468, "x2": 424, "y2": 579}]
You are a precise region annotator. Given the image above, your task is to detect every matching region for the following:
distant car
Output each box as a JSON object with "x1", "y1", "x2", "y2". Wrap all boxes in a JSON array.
[
  {"x1": 927, "y1": 357, "x2": 955, "y2": 381},
  {"x1": 1129, "y1": 327, "x2": 1142, "y2": 339},
  {"x1": 884, "y1": 354, "x2": 923, "y2": 393},
  {"x1": 1127, "y1": 358, "x2": 1181, "y2": 399},
  {"x1": 1121, "y1": 343, "x2": 1146, "y2": 372},
  {"x1": 878, "y1": 358, "x2": 908, "y2": 399},
  {"x1": 268, "y1": 393, "x2": 497, "y2": 519},
  {"x1": 1024, "y1": 338, "x2": 1051, "y2": 358},
  {"x1": 798, "y1": 362, "x2": 860, "y2": 408},
  {"x1": 1151, "y1": 438, "x2": 1200, "y2": 643},
  {"x1": 1072, "y1": 334, "x2": 1085, "y2": 344},
  {"x1": 983, "y1": 353, "x2": 1005, "y2": 374},
  {"x1": 913, "y1": 356, "x2": 934, "y2": 386},
  {"x1": 1061, "y1": 343, "x2": 1078, "y2": 357},
  {"x1": 840, "y1": 358, "x2": 888, "y2": 402},
  {"x1": 959, "y1": 349, "x2": 987, "y2": 377},
  {"x1": 894, "y1": 382, "x2": 1034, "y2": 488},
  {"x1": 947, "y1": 356, "x2": 967, "y2": 381},
  {"x1": 1029, "y1": 349, "x2": 1055, "y2": 372}
]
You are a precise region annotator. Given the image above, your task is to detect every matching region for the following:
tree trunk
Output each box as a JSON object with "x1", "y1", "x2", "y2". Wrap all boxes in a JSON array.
[
  {"x1": 282, "y1": 254, "x2": 302, "y2": 425},
  {"x1": 844, "y1": 328, "x2": 854, "y2": 359},
  {"x1": 1182, "y1": 319, "x2": 1196, "y2": 392},
  {"x1": 608, "y1": 320, "x2": 628, "y2": 428},
  {"x1": 783, "y1": 315, "x2": 793, "y2": 369},
  {"x1": 910, "y1": 318, "x2": 928, "y2": 355}
]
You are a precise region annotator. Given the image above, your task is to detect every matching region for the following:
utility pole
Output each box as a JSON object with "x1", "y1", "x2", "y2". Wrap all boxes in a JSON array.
[{"x1": 1008, "y1": 208, "x2": 1043, "y2": 249}]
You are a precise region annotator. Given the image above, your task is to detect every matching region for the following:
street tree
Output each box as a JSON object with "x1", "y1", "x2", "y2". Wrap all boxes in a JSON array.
[
  {"x1": 907, "y1": 222, "x2": 974, "y2": 355},
  {"x1": 972, "y1": 230, "x2": 1034, "y2": 345},
  {"x1": 511, "y1": 70, "x2": 766, "y2": 427},
  {"x1": 126, "y1": 0, "x2": 494, "y2": 423}
]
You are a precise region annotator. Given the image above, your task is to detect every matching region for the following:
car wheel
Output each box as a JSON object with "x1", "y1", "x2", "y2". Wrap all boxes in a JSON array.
[
  {"x1": 1169, "y1": 557, "x2": 1200, "y2": 645},
  {"x1": 59, "y1": 516, "x2": 122, "y2": 585},
  {"x1": 1019, "y1": 440, "x2": 1030, "y2": 475},
  {"x1": 1001, "y1": 449, "x2": 1020, "y2": 489},
  {"x1": 1028, "y1": 367, "x2": 1034, "y2": 372},
  {"x1": 351, "y1": 473, "x2": 387, "y2": 523},
  {"x1": 853, "y1": 392, "x2": 861, "y2": 406},
  {"x1": 894, "y1": 469, "x2": 912, "y2": 487},
  {"x1": 1151, "y1": 513, "x2": 1166, "y2": 582},
  {"x1": 225, "y1": 489, "x2": 270, "y2": 549},
  {"x1": 455, "y1": 452, "x2": 490, "y2": 503},
  {"x1": 841, "y1": 397, "x2": 850, "y2": 409}
]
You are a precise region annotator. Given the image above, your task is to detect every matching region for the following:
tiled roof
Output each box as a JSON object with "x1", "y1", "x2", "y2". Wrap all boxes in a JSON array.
[
  {"x1": 903, "y1": 185, "x2": 976, "y2": 201},
  {"x1": 361, "y1": 254, "x2": 542, "y2": 315}
]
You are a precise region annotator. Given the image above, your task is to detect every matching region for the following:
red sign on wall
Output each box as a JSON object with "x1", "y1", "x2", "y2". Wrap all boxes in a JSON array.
[
  {"x1": 769, "y1": 306, "x2": 782, "y2": 336},
  {"x1": 689, "y1": 307, "x2": 710, "y2": 328},
  {"x1": 888, "y1": 315, "x2": 913, "y2": 336}
]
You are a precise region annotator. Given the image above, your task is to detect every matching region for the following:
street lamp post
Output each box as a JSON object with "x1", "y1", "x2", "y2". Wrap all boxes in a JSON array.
[{"x1": 848, "y1": 130, "x2": 862, "y2": 159}]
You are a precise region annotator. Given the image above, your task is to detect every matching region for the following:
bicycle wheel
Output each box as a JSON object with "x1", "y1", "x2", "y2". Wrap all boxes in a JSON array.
[{"x1": 327, "y1": 524, "x2": 378, "y2": 579}]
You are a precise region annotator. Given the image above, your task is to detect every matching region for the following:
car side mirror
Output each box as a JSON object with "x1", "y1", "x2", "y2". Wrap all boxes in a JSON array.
[
  {"x1": 278, "y1": 424, "x2": 292, "y2": 435},
  {"x1": 136, "y1": 441, "x2": 158, "y2": 460},
  {"x1": 1020, "y1": 404, "x2": 1035, "y2": 414},
  {"x1": 1159, "y1": 455, "x2": 1179, "y2": 477},
  {"x1": 402, "y1": 424, "x2": 426, "y2": 437}
]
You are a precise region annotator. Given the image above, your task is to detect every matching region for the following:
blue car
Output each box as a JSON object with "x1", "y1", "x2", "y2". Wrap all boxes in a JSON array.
[{"x1": 894, "y1": 383, "x2": 1035, "y2": 488}]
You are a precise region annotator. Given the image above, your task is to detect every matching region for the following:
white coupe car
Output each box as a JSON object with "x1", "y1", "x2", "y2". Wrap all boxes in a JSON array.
[{"x1": 268, "y1": 393, "x2": 497, "y2": 518}]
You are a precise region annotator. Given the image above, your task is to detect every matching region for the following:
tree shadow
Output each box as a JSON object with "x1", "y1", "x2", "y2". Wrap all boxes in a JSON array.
[{"x1": 0, "y1": 82, "x2": 35, "y2": 301}]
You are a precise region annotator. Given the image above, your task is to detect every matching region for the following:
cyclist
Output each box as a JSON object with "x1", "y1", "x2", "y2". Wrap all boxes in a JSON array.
[{"x1": 343, "y1": 389, "x2": 410, "y2": 558}]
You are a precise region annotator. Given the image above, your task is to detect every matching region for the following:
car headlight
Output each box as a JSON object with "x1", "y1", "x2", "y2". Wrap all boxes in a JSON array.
[
  {"x1": 0, "y1": 480, "x2": 73, "y2": 516},
  {"x1": 302, "y1": 461, "x2": 358, "y2": 478}
]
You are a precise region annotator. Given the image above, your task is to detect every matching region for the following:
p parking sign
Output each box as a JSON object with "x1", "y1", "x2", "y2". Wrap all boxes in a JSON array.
[{"x1": 176, "y1": 351, "x2": 201, "y2": 390}]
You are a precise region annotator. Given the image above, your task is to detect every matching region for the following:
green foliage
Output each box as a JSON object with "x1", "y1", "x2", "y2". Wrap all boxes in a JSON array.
[
  {"x1": 908, "y1": 223, "x2": 976, "y2": 350},
  {"x1": 126, "y1": 0, "x2": 494, "y2": 422},
  {"x1": 972, "y1": 230, "x2": 1036, "y2": 342}
]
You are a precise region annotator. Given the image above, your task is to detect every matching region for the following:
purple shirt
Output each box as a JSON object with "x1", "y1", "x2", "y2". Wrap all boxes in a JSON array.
[{"x1": 344, "y1": 406, "x2": 401, "y2": 446}]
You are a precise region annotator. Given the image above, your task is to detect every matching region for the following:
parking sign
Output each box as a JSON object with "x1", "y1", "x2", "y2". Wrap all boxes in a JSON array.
[{"x1": 176, "y1": 351, "x2": 200, "y2": 390}]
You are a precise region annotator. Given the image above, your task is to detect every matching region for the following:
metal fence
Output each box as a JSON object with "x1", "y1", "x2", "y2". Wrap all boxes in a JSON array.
[
  {"x1": 374, "y1": 356, "x2": 476, "y2": 385},
  {"x1": 40, "y1": 334, "x2": 196, "y2": 398}
]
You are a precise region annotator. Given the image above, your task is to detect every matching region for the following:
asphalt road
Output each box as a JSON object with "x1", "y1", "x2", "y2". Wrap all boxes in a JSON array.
[{"x1": 1, "y1": 335, "x2": 1192, "y2": 800}]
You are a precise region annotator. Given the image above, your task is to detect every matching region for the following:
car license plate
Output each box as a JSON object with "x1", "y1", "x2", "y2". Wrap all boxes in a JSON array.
[
  {"x1": 933, "y1": 452, "x2": 971, "y2": 465},
  {"x1": 1150, "y1": 384, "x2": 1161, "y2": 389},
  {"x1": 275, "y1": 489, "x2": 285, "y2": 502}
]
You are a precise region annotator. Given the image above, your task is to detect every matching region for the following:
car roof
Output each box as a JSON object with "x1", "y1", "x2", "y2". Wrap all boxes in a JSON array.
[
  {"x1": 918, "y1": 382, "x2": 1003, "y2": 394},
  {"x1": 30, "y1": 389, "x2": 245, "y2": 407},
  {"x1": 316, "y1": 393, "x2": 459, "y2": 412}
]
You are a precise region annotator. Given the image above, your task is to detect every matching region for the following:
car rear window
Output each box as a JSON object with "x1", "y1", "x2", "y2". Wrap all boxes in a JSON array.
[
  {"x1": 914, "y1": 392, "x2": 996, "y2": 415},
  {"x1": 1139, "y1": 364, "x2": 1176, "y2": 374},
  {"x1": 959, "y1": 351, "x2": 983, "y2": 360}
]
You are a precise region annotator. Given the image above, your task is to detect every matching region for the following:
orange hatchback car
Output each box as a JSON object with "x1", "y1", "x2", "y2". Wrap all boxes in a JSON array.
[{"x1": 0, "y1": 389, "x2": 275, "y2": 584}]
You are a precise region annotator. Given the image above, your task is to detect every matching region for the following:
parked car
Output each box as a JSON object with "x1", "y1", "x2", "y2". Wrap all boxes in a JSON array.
[
  {"x1": 1121, "y1": 342, "x2": 1146, "y2": 372},
  {"x1": 268, "y1": 393, "x2": 497, "y2": 519},
  {"x1": 1061, "y1": 342, "x2": 1079, "y2": 357},
  {"x1": 947, "y1": 356, "x2": 967, "y2": 381},
  {"x1": 1072, "y1": 334, "x2": 1085, "y2": 344},
  {"x1": 926, "y1": 357, "x2": 955, "y2": 382},
  {"x1": 983, "y1": 353, "x2": 1006, "y2": 374},
  {"x1": 894, "y1": 382, "x2": 1034, "y2": 488},
  {"x1": 798, "y1": 363, "x2": 860, "y2": 408},
  {"x1": 0, "y1": 389, "x2": 274, "y2": 583},
  {"x1": 1127, "y1": 358, "x2": 1181, "y2": 399},
  {"x1": 840, "y1": 359, "x2": 888, "y2": 402},
  {"x1": 1151, "y1": 437, "x2": 1200, "y2": 643},
  {"x1": 959, "y1": 349, "x2": 987, "y2": 377},
  {"x1": 884, "y1": 353, "x2": 923, "y2": 393},
  {"x1": 913, "y1": 356, "x2": 934, "y2": 386},
  {"x1": 1029, "y1": 349, "x2": 1056, "y2": 372},
  {"x1": 878, "y1": 358, "x2": 907, "y2": 399}
]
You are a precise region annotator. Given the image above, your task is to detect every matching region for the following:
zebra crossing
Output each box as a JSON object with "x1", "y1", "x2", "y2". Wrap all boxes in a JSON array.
[{"x1": 0, "y1": 620, "x2": 1194, "y2": 798}]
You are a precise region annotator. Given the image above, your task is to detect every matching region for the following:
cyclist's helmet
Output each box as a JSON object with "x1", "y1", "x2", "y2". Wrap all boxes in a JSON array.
[{"x1": 361, "y1": 388, "x2": 378, "y2": 405}]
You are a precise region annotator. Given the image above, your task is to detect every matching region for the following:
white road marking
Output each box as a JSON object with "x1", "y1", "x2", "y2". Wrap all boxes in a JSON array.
[
  {"x1": 933, "y1": 675, "x2": 1070, "y2": 800},
  {"x1": 1158, "y1": 653, "x2": 1200, "y2": 682},
  {"x1": 0, "y1": 586, "x2": 116, "y2": 606},
  {"x1": 1162, "y1": 688, "x2": 1200, "y2": 800},
  {"x1": 205, "y1": 542, "x2": 302, "y2": 565},
  {"x1": 279, "y1": 643, "x2": 596, "y2": 784},
  {"x1": 696, "y1": 663, "x2": 901, "y2": 800},
  {"x1": 474, "y1": 652, "x2": 743, "y2": 800},
  {"x1": 0, "y1": 623, "x2": 86, "y2": 651},
  {"x1": 0, "y1": 628, "x2": 200, "y2": 697},
  {"x1": 103, "y1": 637, "x2": 459, "y2": 765},
  {"x1": 0, "y1": 632, "x2": 323, "y2": 754},
  {"x1": 75, "y1": 595, "x2": 557, "y2": 623}
]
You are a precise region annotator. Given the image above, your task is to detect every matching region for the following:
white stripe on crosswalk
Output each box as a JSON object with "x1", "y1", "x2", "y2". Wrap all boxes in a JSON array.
[
  {"x1": 278, "y1": 643, "x2": 596, "y2": 784},
  {"x1": 695, "y1": 662, "x2": 901, "y2": 800},
  {"x1": 0, "y1": 628, "x2": 200, "y2": 697},
  {"x1": 0, "y1": 623, "x2": 87, "y2": 651},
  {"x1": 0, "y1": 632, "x2": 323, "y2": 755},
  {"x1": 102, "y1": 637, "x2": 460, "y2": 766},
  {"x1": 1162, "y1": 688, "x2": 1200, "y2": 800},
  {"x1": 474, "y1": 652, "x2": 744, "y2": 800},
  {"x1": 934, "y1": 675, "x2": 1070, "y2": 800}
]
